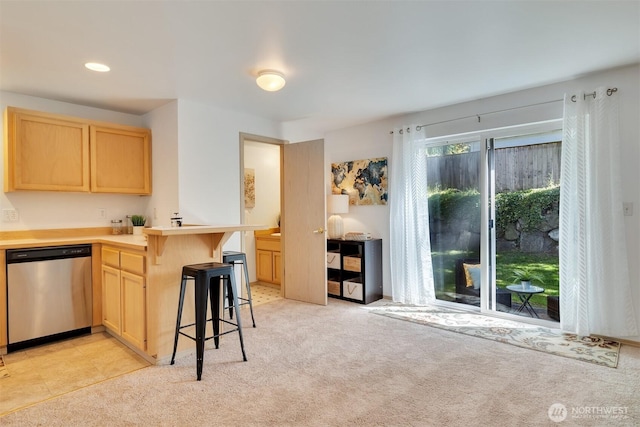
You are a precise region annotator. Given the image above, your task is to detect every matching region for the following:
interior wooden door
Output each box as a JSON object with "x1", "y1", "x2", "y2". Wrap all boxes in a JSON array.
[{"x1": 282, "y1": 139, "x2": 327, "y2": 305}]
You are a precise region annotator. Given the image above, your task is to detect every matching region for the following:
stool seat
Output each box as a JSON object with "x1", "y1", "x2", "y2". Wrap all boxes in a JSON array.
[
  {"x1": 222, "y1": 251, "x2": 256, "y2": 327},
  {"x1": 222, "y1": 251, "x2": 247, "y2": 262},
  {"x1": 170, "y1": 262, "x2": 247, "y2": 380}
]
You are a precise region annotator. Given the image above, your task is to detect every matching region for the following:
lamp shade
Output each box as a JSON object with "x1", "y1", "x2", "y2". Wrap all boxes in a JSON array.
[{"x1": 328, "y1": 194, "x2": 349, "y2": 214}]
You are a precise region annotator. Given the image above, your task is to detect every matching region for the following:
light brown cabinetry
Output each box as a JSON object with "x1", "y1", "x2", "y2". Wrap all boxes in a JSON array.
[
  {"x1": 4, "y1": 107, "x2": 151, "y2": 194},
  {"x1": 90, "y1": 125, "x2": 151, "y2": 194},
  {"x1": 0, "y1": 250, "x2": 7, "y2": 348},
  {"x1": 4, "y1": 108, "x2": 90, "y2": 192},
  {"x1": 255, "y1": 231, "x2": 281, "y2": 285},
  {"x1": 101, "y1": 246, "x2": 147, "y2": 351}
]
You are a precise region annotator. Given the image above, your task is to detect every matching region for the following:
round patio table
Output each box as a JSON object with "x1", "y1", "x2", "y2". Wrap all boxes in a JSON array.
[{"x1": 506, "y1": 284, "x2": 544, "y2": 318}]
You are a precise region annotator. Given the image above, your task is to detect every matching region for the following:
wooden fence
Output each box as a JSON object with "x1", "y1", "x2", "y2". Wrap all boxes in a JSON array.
[{"x1": 426, "y1": 142, "x2": 561, "y2": 192}]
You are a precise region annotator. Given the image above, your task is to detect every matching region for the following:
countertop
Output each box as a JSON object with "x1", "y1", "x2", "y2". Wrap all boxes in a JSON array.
[
  {"x1": 0, "y1": 224, "x2": 268, "y2": 251},
  {"x1": 0, "y1": 234, "x2": 148, "y2": 251},
  {"x1": 144, "y1": 224, "x2": 267, "y2": 236}
]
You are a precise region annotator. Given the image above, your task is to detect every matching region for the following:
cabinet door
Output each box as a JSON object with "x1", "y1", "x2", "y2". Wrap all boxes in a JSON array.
[
  {"x1": 121, "y1": 271, "x2": 146, "y2": 351},
  {"x1": 4, "y1": 108, "x2": 90, "y2": 192},
  {"x1": 273, "y1": 251, "x2": 282, "y2": 284},
  {"x1": 90, "y1": 125, "x2": 151, "y2": 194},
  {"x1": 256, "y1": 249, "x2": 274, "y2": 283},
  {"x1": 102, "y1": 265, "x2": 122, "y2": 334}
]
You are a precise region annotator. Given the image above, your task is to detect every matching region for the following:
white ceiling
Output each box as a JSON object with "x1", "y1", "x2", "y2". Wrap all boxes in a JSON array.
[{"x1": 1, "y1": 1, "x2": 639, "y2": 134}]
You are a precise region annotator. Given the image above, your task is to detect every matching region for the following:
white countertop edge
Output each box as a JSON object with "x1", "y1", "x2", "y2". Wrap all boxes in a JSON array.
[{"x1": 143, "y1": 224, "x2": 268, "y2": 236}]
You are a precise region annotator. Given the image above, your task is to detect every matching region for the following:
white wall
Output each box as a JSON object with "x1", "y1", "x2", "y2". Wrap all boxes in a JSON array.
[
  {"x1": 243, "y1": 140, "x2": 281, "y2": 282},
  {"x1": 0, "y1": 91, "x2": 151, "y2": 230},
  {"x1": 142, "y1": 101, "x2": 179, "y2": 227},
  {"x1": 321, "y1": 63, "x2": 640, "y2": 339},
  {"x1": 174, "y1": 99, "x2": 282, "y2": 252}
]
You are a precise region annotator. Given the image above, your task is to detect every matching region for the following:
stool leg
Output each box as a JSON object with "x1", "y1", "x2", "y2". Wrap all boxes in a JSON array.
[
  {"x1": 241, "y1": 260, "x2": 256, "y2": 327},
  {"x1": 228, "y1": 273, "x2": 247, "y2": 361},
  {"x1": 195, "y1": 273, "x2": 209, "y2": 381},
  {"x1": 226, "y1": 262, "x2": 235, "y2": 320},
  {"x1": 170, "y1": 276, "x2": 188, "y2": 365},
  {"x1": 210, "y1": 277, "x2": 221, "y2": 350}
]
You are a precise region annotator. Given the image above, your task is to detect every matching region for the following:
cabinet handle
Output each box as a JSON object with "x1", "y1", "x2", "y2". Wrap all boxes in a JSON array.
[{"x1": 312, "y1": 227, "x2": 325, "y2": 234}]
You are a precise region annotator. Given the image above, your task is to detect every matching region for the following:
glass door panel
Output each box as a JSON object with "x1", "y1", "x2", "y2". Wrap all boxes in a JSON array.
[
  {"x1": 427, "y1": 139, "x2": 482, "y2": 307},
  {"x1": 489, "y1": 130, "x2": 561, "y2": 321}
]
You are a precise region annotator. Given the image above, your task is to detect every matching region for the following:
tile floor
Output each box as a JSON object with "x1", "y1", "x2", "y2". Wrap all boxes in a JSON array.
[
  {"x1": 0, "y1": 282, "x2": 281, "y2": 416},
  {"x1": 0, "y1": 332, "x2": 150, "y2": 416}
]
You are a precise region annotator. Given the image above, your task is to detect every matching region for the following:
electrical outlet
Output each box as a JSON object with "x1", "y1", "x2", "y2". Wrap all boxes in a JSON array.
[
  {"x1": 98, "y1": 208, "x2": 106, "y2": 218},
  {"x1": 2, "y1": 208, "x2": 19, "y2": 222},
  {"x1": 623, "y1": 202, "x2": 633, "y2": 216}
]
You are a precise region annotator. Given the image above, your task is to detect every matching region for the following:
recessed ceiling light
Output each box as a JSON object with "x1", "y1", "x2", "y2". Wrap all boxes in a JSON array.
[
  {"x1": 85, "y1": 62, "x2": 110, "y2": 72},
  {"x1": 256, "y1": 70, "x2": 286, "y2": 92}
]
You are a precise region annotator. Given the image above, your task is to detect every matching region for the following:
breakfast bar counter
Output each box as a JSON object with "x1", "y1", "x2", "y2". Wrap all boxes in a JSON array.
[{"x1": 142, "y1": 224, "x2": 266, "y2": 362}]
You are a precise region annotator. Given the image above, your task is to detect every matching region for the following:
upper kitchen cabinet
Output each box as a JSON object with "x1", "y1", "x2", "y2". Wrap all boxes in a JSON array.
[
  {"x1": 4, "y1": 107, "x2": 90, "y2": 192},
  {"x1": 4, "y1": 107, "x2": 152, "y2": 195},
  {"x1": 90, "y1": 125, "x2": 151, "y2": 194}
]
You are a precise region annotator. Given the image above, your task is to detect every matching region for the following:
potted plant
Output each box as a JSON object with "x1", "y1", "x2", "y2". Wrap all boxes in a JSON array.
[
  {"x1": 510, "y1": 267, "x2": 545, "y2": 289},
  {"x1": 131, "y1": 215, "x2": 146, "y2": 235}
]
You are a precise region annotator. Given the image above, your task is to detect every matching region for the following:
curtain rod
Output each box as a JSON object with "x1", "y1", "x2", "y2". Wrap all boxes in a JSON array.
[
  {"x1": 390, "y1": 87, "x2": 619, "y2": 135},
  {"x1": 571, "y1": 87, "x2": 617, "y2": 102}
]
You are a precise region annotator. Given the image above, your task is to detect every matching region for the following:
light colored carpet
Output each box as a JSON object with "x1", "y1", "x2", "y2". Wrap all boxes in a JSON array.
[
  {"x1": 1, "y1": 298, "x2": 639, "y2": 426},
  {"x1": 370, "y1": 304, "x2": 621, "y2": 368}
]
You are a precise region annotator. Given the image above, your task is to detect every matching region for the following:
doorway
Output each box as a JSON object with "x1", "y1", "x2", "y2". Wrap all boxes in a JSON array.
[{"x1": 240, "y1": 133, "x2": 285, "y2": 294}]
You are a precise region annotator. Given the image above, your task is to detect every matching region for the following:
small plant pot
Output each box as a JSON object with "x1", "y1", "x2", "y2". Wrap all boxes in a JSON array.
[
  {"x1": 132, "y1": 226, "x2": 144, "y2": 236},
  {"x1": 521, "y1": 280, "x2": 531, "y2": 289}
]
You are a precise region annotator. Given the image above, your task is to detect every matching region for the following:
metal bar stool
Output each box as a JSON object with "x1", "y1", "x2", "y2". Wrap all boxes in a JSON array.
[
  {"x1": 170, "y1": 262, "x2": 247, "y2": 380},
  {"x1": 222, "y1": 251, "x2": 256, "y2": 327}
]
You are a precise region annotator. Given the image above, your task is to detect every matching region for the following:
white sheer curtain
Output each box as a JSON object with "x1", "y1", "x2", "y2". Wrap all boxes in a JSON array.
[
  {"x1": 560, "y1": 87, "x2": 638, "y2": 337},
  {"x1": 389, "y1": 126, "x2": 435, "y2": 305}
]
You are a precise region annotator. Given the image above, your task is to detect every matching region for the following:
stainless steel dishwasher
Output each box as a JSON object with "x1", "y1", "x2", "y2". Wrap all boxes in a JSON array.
[{"x1": 6, "y1": 244, "x2": 92, "y2": 352}]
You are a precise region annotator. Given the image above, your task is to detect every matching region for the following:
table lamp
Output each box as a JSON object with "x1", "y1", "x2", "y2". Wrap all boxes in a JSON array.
[{"x1": 327, "y1": 194, "x2": 349, "y2": 239}]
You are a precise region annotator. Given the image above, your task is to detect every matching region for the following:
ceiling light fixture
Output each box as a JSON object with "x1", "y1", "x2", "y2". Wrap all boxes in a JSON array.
[
  {"x1": 256, "y1": 70, "x2": 286, "y2": 92},
  {"x1": 84, "y1": 62, "x2": 110, "y2": 72}
]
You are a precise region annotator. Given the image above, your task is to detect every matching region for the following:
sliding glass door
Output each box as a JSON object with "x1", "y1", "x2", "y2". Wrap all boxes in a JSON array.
[
  {"x1": 428, "y1": 121, "x2": 561, "y2": 323},
  {"x1": 428, "y1": 138, "x2": 483, "y2": 306},
  {"x1": 489, "y1": 127, "x2": 562, "y2": 321}
]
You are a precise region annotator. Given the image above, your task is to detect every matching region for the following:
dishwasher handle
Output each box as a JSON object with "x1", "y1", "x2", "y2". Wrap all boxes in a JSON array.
[{"x1": 6, "y1": 245, "x2": 92, "y2": 264}]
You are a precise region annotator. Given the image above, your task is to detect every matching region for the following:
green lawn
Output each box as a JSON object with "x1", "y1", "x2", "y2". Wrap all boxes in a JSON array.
[
  {"x1": 496, "y1": 251, "x2": 559, "y2": 307},
  {"x1": 431, "y1": 250, "x2": 559, "y2": 308}
]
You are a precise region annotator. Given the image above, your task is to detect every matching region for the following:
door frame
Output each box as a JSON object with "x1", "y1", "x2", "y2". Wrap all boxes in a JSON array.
[
  {"x1": 424, "y1": 119, "x2": 562, "y2": 326},
  {"x1": 239, "y1": 132, "x2": 287, "y2": 294}
]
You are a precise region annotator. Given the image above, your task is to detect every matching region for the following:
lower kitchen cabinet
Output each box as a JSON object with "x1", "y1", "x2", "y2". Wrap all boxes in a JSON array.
[
  {"x1": 255, "y1": 230, "x2": 281, "y2": 285},
  {"x1": 101, "y1": 246, "x2": 147, "y2": 351}
]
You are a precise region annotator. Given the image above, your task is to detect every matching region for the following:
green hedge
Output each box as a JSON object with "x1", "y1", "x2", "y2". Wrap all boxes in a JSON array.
[{"x1": 428, "y1": 186, "x2": 560, "y2": 232}]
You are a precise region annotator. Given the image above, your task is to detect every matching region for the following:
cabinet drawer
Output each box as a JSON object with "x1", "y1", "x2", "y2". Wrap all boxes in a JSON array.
[
  {"x1": 327, "y1": 252, "x2": 340, "y2": 269},
  {"x1": 102, "y1": 247, "x2": 120, "y2": 268},
  {"x1": 343, "y1": 256, "x2": 361, "y2": 272},
  {"x1": 256, "y1": 238, "x2": 280, "y2": 252},
  {"x1": 328, "y1": 280, "x2": 341, "y2": 296},
  {"x1": 120, "y1": 252, "x2": 145, "y2": 275},
  {"x1": 343, "y1": 279, "x2": 363, "y2": 301}
]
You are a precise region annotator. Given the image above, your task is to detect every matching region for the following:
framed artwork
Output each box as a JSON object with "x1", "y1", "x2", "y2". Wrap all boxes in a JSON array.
[
  {"x1": 244, "y1": 168, "x2": 255, "y2": 208},
  {"x1": 331, "y1": 157, "x2": 388, "y2": 205}
]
